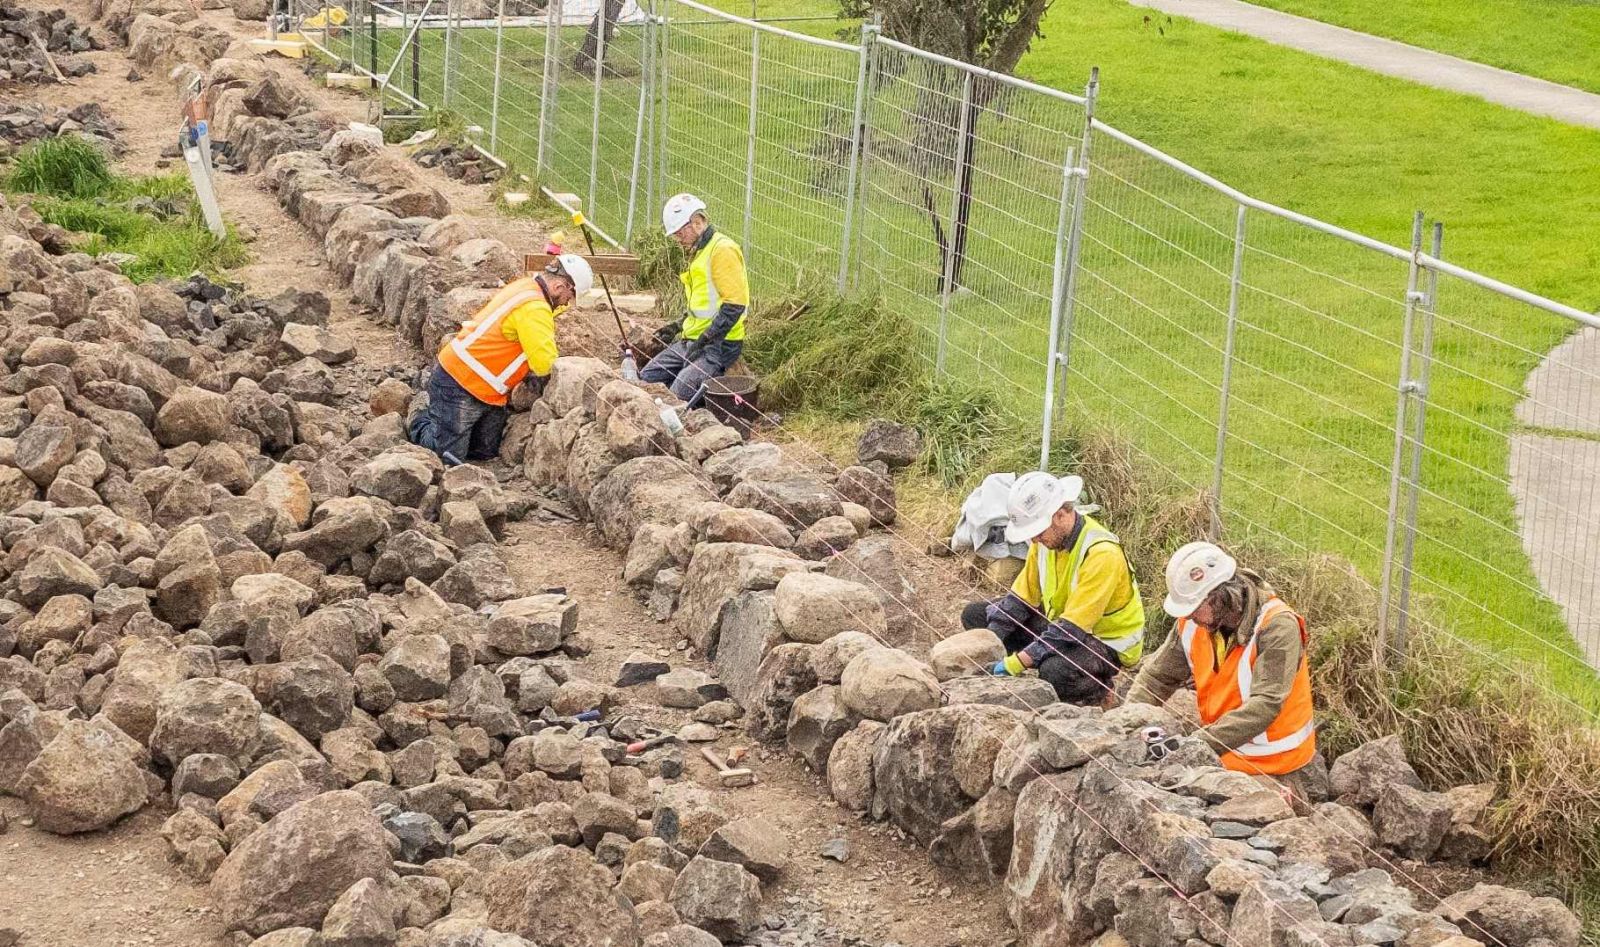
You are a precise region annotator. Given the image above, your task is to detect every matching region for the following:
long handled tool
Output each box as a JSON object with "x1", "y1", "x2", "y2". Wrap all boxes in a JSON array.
[{"x1": 570, "y1": 212, "x2": 640, "y2": 381}]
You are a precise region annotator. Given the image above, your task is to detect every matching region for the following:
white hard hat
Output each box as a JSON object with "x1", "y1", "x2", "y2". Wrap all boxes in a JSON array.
[
  {"x1": 1004, "y1": 472, "x2": 1084, "y2": 544},
  {"x1": 555, "y1": 253, "x2": 594, "y2": 297},
  {"x1": 1162, "y1": 541, "x2": 1237, "y2": 618},
  {"x1": 662, "y1": 193, "x2": 706, "y2": 235}
]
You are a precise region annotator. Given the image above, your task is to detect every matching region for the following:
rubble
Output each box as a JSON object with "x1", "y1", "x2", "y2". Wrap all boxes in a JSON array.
[{"x1": 23, "y1": 20, "x2": 1570, "y2": 946}]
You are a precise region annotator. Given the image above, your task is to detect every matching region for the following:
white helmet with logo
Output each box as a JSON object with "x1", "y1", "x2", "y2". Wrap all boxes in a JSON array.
[
  {"x1": 1003, "y1": 472, "x2": 1084, "y2": 544},
  {"x1": 1162, "y1": 541, "x2": 1237, "y2": 618},
  {"x1": 662, "y1": 193, "x2": 707, "y2": 236},
  {"x1": 555, "y1": 253, "x2": 594, "y2": 297}
]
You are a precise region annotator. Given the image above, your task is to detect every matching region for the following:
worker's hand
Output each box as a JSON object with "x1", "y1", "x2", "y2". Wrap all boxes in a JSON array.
[
  {"x1": 685, "y1": 338, "x2": 708, "y2": 360},
  {"x1": 653, "y1": 320, "x2": 682, "y2": 347},
  {"x1": 990, "y1": 655, "x2": 1026, "y2": 677}
]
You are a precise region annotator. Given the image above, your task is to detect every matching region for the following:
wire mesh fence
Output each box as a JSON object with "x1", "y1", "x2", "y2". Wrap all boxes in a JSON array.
[{"x1": 281, "y1": 0, "x2": 1600, "y2": 703}]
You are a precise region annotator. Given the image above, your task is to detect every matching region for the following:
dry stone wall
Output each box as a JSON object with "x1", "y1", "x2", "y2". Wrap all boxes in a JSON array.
[{"x1": 27, "y1": 12, "x2": 1573, "y2": 945}]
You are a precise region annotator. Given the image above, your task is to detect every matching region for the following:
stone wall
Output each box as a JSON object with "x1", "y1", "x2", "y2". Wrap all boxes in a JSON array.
[{"x1": 144, "y1": 35, "x2": 1586, "y2": 947}]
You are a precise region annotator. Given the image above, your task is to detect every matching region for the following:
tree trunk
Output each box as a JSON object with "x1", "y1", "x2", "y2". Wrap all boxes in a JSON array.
[{"x1": 572, "y1": 0, "x2": 624, "y2": 76}]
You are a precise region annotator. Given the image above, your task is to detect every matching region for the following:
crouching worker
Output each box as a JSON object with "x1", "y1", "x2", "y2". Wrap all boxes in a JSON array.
[
  {"x1": 1125, "y1": 542, "x2": 1327, "y2": 805},
  {"x1": 409, "y1": 254, "x2": 594, "y2": 463},
  {"x1": 959, "y1": 472, "x2": 1145, "y2": 704},
  {"x1": 643, "y1": 193, "x2": 748, "y2": 404}
]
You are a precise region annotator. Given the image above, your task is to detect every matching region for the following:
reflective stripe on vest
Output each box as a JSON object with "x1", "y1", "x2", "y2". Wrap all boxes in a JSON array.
[
  {"x1": 1037, "y1": 516, "x2": 1145, "y2": 660},
  {"x1": 679, "y1": 231, "x2": 745, "y2": 342},
  {"x1": 449, "y1": 283, "x2": 544, "y2": 396},
  {"x1": 1176, "y1": 596, "x2": 1316, "y2": 774}
]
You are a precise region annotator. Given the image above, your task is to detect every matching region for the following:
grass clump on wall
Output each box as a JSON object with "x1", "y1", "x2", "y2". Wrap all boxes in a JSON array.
[
  {"x1": 744, "y1": 293, "x2": 1024, "y2": 487},
  {"x1": 3, "y1": 136, "x2": 246, "y2": 283}
]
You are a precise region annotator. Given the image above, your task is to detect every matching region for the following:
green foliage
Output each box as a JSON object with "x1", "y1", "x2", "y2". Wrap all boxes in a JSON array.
[
  {"x1": 4, "y1": 138, "x2": 248, "y2": 283},
  {"x1": 839, "y1": 0, "x2": 1051, "y2": 72},
  {"x1": 746, "y1": 293, "x2": 1026, "y2": 485},
  {"x1": 4, "y1": 136, "x2": 116, "y2": 199},
  {"x1": 633, "y1": 228, "x2": 687, "y2": 305}
]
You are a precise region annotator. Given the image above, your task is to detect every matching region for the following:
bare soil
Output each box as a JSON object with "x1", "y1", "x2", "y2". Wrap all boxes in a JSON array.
[{"x1": 0, "y1": 4, "x2": 1011, "y2": 945}]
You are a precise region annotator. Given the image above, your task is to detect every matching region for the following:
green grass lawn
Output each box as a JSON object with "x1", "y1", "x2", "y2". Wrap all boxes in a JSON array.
[
  {"x1": 1241, "y1": 0, "x2": 1600, "y2": 94},
  {"x1": 306, "y1": 0, "x2": 1600, "y2": 709}
]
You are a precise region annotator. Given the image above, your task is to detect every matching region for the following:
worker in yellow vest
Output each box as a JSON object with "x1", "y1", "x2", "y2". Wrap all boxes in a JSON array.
[
  {"x1": 960, "y1": 472, "x2": 1146, "y2": 704},
  {"x1": 408, "y1": 254, "x2": 594, "y2": 464},
  {"x1": 643, "y1": 194, "x2": 749, "y2": 404},
  {"x1": 1126, "y1": 542, "x2": 1327, "y2": 802}
]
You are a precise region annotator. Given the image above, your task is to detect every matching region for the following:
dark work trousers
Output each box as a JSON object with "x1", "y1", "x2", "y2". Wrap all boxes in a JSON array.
[
  {"x1": 641, "y1": 337, "x2": 743, "y2": 404},
  {"x1": 961, "y1": 598, "x2": 1122, "y2": 706},
  {"x1": 408, "y1": 366, "x2": 509, "y2": 463}
]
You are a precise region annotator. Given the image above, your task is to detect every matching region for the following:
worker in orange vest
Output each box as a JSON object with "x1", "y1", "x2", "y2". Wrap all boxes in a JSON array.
[
  {"x1": 409, "y1": 254, "x2": 594, "y2": 464},
  {"x1": 1125, "y1": 541, "x2": 1328, "y2": 806}
]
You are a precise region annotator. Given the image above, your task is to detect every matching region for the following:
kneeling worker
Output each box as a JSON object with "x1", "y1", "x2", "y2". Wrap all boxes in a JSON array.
[
  {"x1": 643, "y1": 193, "x2": 748, "y2": 403},
  {"x1": 1126, "y1": 542, "x2": 1323, "y2": 799},
  {"x1": 963, "y1": 472, "x2": 1145, "y2": 704},
  {"x1": 410, "y1": 254, "x2": 594, "y2": 463}
]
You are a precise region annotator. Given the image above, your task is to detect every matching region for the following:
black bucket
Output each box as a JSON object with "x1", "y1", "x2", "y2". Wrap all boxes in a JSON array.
[{"x1": 702, "y1": 375, "x2": 761, "y2": 436}]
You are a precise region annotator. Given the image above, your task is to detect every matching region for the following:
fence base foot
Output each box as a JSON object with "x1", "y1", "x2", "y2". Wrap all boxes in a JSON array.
[
  {"x1": 326, "y1": 72, "x2": 374, "y2": 89},
  {"x1": 249, "y1": 36, "x2": 308, "y2": 57}
]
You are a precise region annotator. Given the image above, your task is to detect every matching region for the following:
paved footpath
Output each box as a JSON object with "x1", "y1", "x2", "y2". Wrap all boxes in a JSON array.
[{"x1": 1128, "y1": 0, "x2": 1600, "y2": 130}]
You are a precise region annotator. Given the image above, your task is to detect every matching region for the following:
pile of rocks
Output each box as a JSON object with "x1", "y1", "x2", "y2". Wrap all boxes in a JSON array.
[
  {"x1": 116, "y1": 25, "x2": 1585, "y2": 947},
  {"x1": 0, "y1": 189, "x2": 791, "y2": 947},
  {"x1": 0, "y1": 1, "x2": 97, "y2": 82},
  {"x1": 0, "y1": 100, "x2": 119, "y2": 154},
  {"x1": 414, "y1": 144, "x2": 504, "y2": 187}
]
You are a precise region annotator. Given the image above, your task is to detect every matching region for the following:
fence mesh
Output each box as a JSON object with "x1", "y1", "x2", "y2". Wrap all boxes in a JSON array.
[{"x1": 283, "y1": 0, "x2": 1600, "y2": 708}]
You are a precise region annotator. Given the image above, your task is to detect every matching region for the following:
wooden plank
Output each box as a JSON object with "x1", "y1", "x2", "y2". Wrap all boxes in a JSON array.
[{"x1": 525, "y1": 252, "x2": 639, "y2": 278}]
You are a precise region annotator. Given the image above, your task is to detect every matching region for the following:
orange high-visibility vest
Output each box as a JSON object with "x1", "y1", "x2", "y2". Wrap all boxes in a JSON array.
[
  {"x1": 437, "y1": 278, "x2": 551, "y2": 406},
  {"x1": 1176, "y1": 595, "x2": 1316, "y2": 776}
]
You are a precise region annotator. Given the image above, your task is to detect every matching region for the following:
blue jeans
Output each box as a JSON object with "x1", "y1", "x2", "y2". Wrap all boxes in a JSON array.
[
  {"x1": 408, "y1": 366, "x2": 509, "y2": 463},
  {"x1": 641, "y1": 337, "x2": 743, "y2": 404}
]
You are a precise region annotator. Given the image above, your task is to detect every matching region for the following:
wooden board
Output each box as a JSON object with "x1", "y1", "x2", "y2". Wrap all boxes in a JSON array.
[{"x1": 525, "y1": 252, "x2": 639, "y2": 278}]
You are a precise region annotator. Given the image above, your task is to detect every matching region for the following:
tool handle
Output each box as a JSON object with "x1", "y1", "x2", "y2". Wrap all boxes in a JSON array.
[
  {"x1": 573, "y1": 214, "x2": 630, "y2": 345},
  {"x1": 698, "y1": 746, "x2": 728, "y2": 773}
]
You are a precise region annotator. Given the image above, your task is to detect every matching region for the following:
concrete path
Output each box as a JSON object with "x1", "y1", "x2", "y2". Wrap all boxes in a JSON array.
[
  {"x1": 1511, "y1": 328, "x2": 1600, "y2": 669},
  {"x1": 1127, "y1": 0, "x2": 1600, "y2": 130}
]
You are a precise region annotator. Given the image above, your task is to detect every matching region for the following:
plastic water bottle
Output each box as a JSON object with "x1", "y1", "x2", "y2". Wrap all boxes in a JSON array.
[
  {"x1": 656, "y1": 398, "x2": 685, "y2": 436},
  {"x1": 620, "y1": 348, "x2": 640, "y2": 381}
]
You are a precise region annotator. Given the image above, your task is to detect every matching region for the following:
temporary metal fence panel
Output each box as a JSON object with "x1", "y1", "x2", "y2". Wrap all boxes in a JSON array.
[{"x1": 283, "y1": 0, "x2": 1600, "y2": 697}]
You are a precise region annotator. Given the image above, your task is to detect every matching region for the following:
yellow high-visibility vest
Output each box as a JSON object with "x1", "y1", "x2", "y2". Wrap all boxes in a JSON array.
[
  {"x1": 1036, "y1": 515, "x2": 1146, "y2": 665},
  {"x1": 680, "y1": 231, "x2": 746, "y2": 342}
]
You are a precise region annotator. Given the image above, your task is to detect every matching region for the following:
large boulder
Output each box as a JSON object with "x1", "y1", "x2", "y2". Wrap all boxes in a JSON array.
[
  {"x1": 929, "y1": 628, "x2": 1006, "y2": 681},
  {"x1": 824, "y1": 537, "x2": 923, "y2": 643},
  {"x1": 772, "y1": 572, "x2": 887, "y2": 645},
  {"x1": 670, "y1": 855, "x2": 760, "y2": 943},
  {"x1": 16, "y1": 718, "x2": 149, "y2": 834},
  {"x1": 589, "y1": 456, "x2": 709, "y2": 549},
  {"x1": 857, "y1": 419, "x2": 922, "y2": 468},
  {"x1": 1437, "y1": 884, "x2": 1581, "y2": 947},
  {"x1": 873, "y1": 705, "x2": 1026, "y2": 846},
  {"x1": 150, "y1": 678, "x2": 263, "y2": 766},
  {"x1": 155, "y1": 386, "x2": 231, "y2": 447},
  {"x1": 210, "y1": 790, "x2": 392, "y2": 936},
  {"x1": 840, "y1": 648, "x2": 940, "y2": 722},
  {"x1": 486, "y1": 844, "x2": 641, "y2": 947},
  {"x1": 726, "y1": 478, "x2": 841, "y2": 528},
  {"x1": 1328, "y1": 734, "x2": 1421, "y2": 808},
  {"x1": 676, "y1": 543, "x2": 808, "y2": 657}
]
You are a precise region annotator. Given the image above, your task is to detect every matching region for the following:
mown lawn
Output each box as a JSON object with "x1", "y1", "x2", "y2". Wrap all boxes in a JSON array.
[
  {"x1": 1242, "y1": 0, "x2": 1600, "y2": 95},
  {"x1": 308, "y1": 0, "x2": 1600, "y2": 709}
]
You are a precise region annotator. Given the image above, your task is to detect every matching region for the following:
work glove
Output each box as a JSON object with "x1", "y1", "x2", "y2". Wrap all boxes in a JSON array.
[
  {"x1": 685, "y1": 338, "x2": 709, "y2": 361},
  {"x1": 990, "y1": 654, "x2": 1026, "y2": 677},
  {"x1": 653, "y1": 320, "x2": 682, "y2": 347}
]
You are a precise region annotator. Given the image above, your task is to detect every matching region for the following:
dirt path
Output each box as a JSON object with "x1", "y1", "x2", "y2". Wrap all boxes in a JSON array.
[
  {"x1": 0, "y1": 5, "x2": 1009, "y2": 945},
  {"x1": 1128, "y1": 0, "x2": 1600, "y2": 129}
]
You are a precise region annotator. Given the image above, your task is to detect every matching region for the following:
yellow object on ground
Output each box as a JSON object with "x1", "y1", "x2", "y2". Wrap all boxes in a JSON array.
[{"x1": 305, "y1": 6, "x2": 349, "y2": 28}]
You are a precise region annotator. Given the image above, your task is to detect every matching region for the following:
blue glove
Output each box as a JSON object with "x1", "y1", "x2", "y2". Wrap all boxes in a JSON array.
[{"x1": 991, "y1": 655, "x2": 1026, "y2": 676}]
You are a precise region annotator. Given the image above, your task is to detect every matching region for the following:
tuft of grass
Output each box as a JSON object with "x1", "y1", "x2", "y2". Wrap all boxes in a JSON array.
[
  {"x1": 5, "y1": 138, "x2": 248, "y2": 283},
  {"x1": 5, "y1": 136, "x2": 116, "y2": 199}
]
